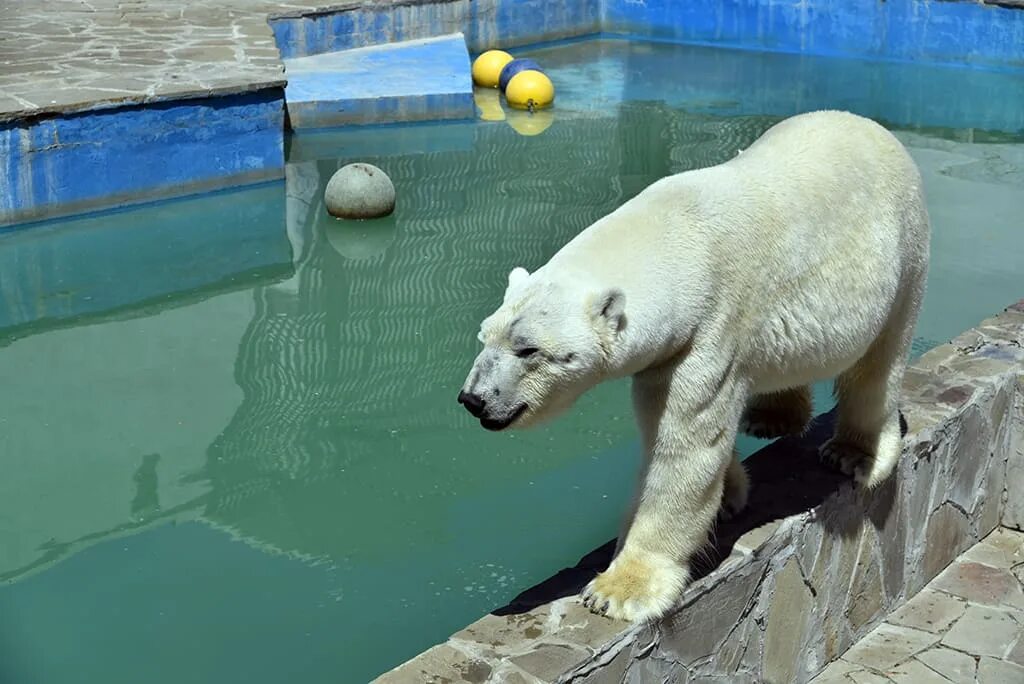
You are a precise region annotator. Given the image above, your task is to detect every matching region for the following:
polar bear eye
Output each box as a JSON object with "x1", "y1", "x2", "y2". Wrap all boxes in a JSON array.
[{"x1": 515, "y1": 347, "x2": 540, "y2": 359}]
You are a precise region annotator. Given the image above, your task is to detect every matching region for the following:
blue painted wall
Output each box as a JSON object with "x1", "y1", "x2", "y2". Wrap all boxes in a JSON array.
[
  {"x1": 269, "y1": 0, "x2": 602, "y2": 58},
  {"x1": 0, "y1": 182, "x2": 293, "y2": 336},
  {"x1": 269, "y1": 0, "x2": 1023, "y2": 69},
  {"x1": 603, "y1": 0, "x2": 1024, "y2": 70},
  {"x1": 0, "y1": 91, "x2": 286, "y2": 227}
]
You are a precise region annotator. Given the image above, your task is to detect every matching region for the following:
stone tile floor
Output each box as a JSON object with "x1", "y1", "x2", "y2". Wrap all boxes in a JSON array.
[
  {"x1": 812, "y1": 526, "x2": 1024, "y2": 684},
  {"x1": 0, "y1": 0, "x2": 380, "y2": 122}
]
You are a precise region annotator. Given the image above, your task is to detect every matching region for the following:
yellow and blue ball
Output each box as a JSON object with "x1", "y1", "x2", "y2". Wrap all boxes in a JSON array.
[
  {"x1": 471, "y1": 50, "x2": 514, "y2": 88},
  {"x1": 498, "y1": 58, "x2": 543, "y2": 92},
  {"x1": 505, "y1": 70, "x2": 555, "y2": 110}
]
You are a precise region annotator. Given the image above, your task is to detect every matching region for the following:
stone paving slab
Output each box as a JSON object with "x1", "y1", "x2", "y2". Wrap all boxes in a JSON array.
[
  {"x1": 810, "y1": 526, "x2": 1024, "y2": 684},
  {"x1": 1, "y1": 0, "x2": 278, "y2": 121}
]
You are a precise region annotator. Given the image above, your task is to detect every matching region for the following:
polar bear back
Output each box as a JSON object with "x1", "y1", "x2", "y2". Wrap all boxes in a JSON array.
[
  {"x1": 718, "y1": 110, "x2": 929, "y2": 383},
  {"x1": 537, "y1": 110, "x2": 930, "y2": 384}
]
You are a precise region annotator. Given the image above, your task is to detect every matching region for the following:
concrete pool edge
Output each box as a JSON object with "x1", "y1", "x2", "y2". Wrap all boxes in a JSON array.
[{"x1": 375, "y1": 300, "x2": 1024, "y2": 683}]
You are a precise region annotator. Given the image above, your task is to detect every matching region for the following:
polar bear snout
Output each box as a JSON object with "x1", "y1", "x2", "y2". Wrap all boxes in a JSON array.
[
  {"x1": 478, "y1": 403, "x2": 528, "y2": 431},
  {"x1": 458, "y1": 354, "x2": 532, "y2": 431},
  {"x1": 457, "y1": 390, "x2": 487, "y2": 417},
  {"x1": 456, "y1": 385, "x2": 528, "y2": 431}
]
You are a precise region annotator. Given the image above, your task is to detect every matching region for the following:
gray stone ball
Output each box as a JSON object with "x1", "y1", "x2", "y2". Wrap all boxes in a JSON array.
[{"x1": 325, "y1": 163, "x2": 396, "y2": 219}]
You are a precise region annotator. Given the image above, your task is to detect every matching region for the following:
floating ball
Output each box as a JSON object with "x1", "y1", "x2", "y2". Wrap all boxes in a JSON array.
[
  {"x1": 498, "y1": 58, "x2": 543, "y2": 92},
  {"x1": 473, "y1": 87, "x2": 505, "y2": 121},
  {"x1": 471, "y1": 50, "x2": 514, "y2": 88},
  {"x1": 506, "y1": 109, "x2": 554, "y2": 137},
  {"x1": 325, "y1": 163, "x2": 395, "y2": 219},
  {"x1": 505, "y1": 70, "x2": 555, "y2": 111}
]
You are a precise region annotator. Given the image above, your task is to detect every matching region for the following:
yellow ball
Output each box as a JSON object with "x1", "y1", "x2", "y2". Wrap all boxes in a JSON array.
[
  {"x1": 506, "y1": 109, "x2": 554, "y2": 136},
  {"x1": 473, "y1": 87, "x2": 505, "y2": 121},
  {"x1": 472, "y1": 50, "x2": 514, "y2": 88},
  {"x1": 505, "y1": 70, "x2": 555, "y2": 110}
]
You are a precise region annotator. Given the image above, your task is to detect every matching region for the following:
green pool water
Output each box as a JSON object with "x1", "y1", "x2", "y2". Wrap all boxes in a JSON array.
[{"x1": 1, "y1": 38, "x2": 1022, "y2": 684}]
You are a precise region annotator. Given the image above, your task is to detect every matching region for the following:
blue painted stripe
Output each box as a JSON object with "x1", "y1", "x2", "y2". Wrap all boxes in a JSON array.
[
  {"x1": 0, "y1": 91, "x2": 286, "y2": 226},
  {"x1": 602, "y1": 0, "x2": 1024, "y2": 70},
  {"x1": 287, "y1": 92, "x2": 476, "y2": 129}
]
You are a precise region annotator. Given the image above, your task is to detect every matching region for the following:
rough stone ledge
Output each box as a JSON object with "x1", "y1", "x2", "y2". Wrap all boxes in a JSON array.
[
  {"x1": 0, "y1": 78, "x2": 288, "y2": 127},
  {"x1": 374, "y1": 299, "x2": 1024, "y2": 683}
]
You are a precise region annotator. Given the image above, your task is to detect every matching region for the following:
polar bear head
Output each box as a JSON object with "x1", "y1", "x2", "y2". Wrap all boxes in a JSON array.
[{"x1": 457, "y1": 266, "x2": 626, "y2": 431}]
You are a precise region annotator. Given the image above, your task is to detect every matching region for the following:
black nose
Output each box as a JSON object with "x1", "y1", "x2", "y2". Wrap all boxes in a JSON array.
[{"x1": 458, "y1": 390, "x2": 486, "y2": 418}]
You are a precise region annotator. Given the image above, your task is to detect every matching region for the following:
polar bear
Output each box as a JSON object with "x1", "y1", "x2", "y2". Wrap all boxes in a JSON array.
[{"x1": 457, "y1": 110, "x2": 930, "y2": 623}]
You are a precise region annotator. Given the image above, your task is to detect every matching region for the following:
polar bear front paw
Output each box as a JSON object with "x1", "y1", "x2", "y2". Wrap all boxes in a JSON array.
[
  {"x1": 581, "y1": 552, "x2": 688, "y2": 622},
  {"x1": 819, "y1": 438, "x2": 873, "y2": 486}
]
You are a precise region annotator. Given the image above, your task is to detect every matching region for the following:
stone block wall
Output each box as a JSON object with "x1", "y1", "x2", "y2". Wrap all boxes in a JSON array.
[
  {"x1": 1002, "y1": 363, "x2": 1024, "y2": 531},
  {"x1": 375, "y1": 300, "x2": 1024, "y2": 683}
]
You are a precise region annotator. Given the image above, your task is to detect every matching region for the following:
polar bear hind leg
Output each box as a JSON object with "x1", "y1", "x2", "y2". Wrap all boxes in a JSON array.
[
  {"x1": 820, "y1": 286, "x2": 922, "y2": 488},
  {"x1": 741, "y1": 385, "x2": 813, "y2": 439}
]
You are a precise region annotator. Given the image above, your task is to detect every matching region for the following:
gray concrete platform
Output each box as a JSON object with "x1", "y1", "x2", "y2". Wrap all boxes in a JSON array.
[
  {"x1": 282, "y1": 33, "x2": 474, "y2": 128},
  {"x1": 812, "y1": 527, "x2": 1024, "y2": 684}
]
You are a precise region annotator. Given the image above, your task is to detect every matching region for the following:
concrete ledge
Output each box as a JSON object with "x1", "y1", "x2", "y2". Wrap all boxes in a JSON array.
[
  {"x1": 375, "y1": 300, "x2": 1024, "y2": 683},
  {"x1": 283, "y1": 33, "x2": 474, "y2": 128}
]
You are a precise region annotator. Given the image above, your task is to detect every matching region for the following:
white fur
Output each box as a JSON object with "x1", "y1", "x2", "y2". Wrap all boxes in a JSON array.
[{"x1": 460, "y1": 111, "x2": 930, "y2": 622}]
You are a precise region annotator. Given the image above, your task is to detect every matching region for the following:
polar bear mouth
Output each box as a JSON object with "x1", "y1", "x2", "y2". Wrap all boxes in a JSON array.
[{"x1": 480, "y1": 403, "x2": 528, "y2": 431}]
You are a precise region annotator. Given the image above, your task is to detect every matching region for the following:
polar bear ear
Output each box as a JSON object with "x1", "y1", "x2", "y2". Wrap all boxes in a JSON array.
[
  {"x1": 504, "y1": 267, "x2": 530, "y2": 301},
  {"x1": 590, "y1": 288, "x2": 626, "y2": 335}
]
